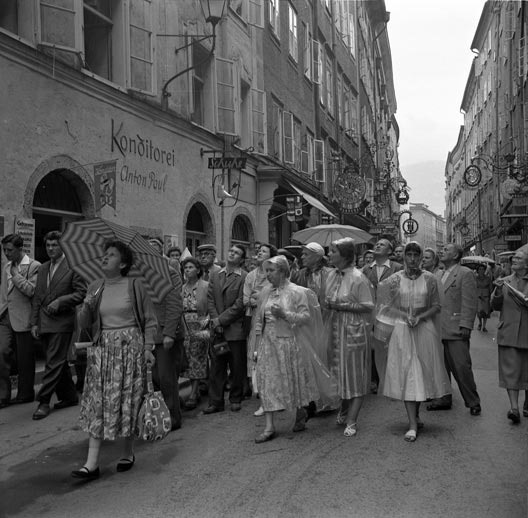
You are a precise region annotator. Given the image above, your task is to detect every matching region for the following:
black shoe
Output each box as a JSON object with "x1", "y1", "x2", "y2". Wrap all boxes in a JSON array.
[
  {"x1": 116, "y1": 455, "x2": 135, "y2": 472},
  {"x1": 32, "y1": 403, "x2": 50, "y2": 420},
  {"x1": 230, "y1": 403, "x2": 241, "y2": 412},
  {"x1": 470, "y1": 405, "x2": 481, "y2": 416},
  {"x1": 0, "y1": 399, "x2": 10, "y2": 409},
  {"x1": 203, "y1": 405, "x2": 224, "y2": 415},
  {"x1": 71, "y1": 466, "x2": 100, "y2": 480},
  {"x1": 507, "y1": 409, "x2": 520, "y2": 424},
  {"x1": 426, "y1": 401, "x2": 452, "y2": 411},
  {"x1": 54, "y1": 399, "x2": 79, "y2": 410}
]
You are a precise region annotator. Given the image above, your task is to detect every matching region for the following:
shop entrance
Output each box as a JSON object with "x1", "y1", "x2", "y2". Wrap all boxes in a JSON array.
[
  {"x1": 32, "y1": 169, "x2": 85, "y2": 262},
  {"x1": 185, "y1": 202, "x2": 213, "y2": 257}
]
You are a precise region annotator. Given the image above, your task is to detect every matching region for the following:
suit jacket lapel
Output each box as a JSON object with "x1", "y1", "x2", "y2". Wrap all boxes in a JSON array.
[
  {"x1": 443, "y1": 265, "x2": 458, "y2": 292},
  {"x1": 49, "y1": 260, "x2": 68, "y2": 289},
  {"x1": 222, "y1": 271, "x2": 236, "y2": 293}
]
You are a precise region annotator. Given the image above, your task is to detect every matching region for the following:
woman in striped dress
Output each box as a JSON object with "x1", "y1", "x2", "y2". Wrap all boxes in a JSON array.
[{"x1": 324, "y1": 238, "x2": 374, "y2": 437}]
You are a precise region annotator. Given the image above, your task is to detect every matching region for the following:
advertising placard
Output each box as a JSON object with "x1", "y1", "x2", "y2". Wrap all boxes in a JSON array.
[{"x1": 14, "y1": 218, "x2": 35, "y2": 258}]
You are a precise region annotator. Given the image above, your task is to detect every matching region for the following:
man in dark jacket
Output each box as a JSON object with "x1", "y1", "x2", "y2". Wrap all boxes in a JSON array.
[
  {"x1": 30, "y1": 231, "x2": 86, "y2": 420},
  {"x1": 204, "y1": 244, "x2": 247, "y2": 414}
]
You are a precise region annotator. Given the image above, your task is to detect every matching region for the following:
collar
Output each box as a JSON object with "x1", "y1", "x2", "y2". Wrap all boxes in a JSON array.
[
  {"x1": 6, "y1": 254, "x2": 30, "y2": 269},
  {"x1": 444, "y1": 264, "x2": 457, "y2": 275},
  {"x1": 51, "y1": 255, "x2": 65, "y2": 267},
  {"x1": 219, "y1": 266, "x2": 242, "y2": 276},
  {"x1": 371, "y1": 259, "x2": 391, "y2": 269}
]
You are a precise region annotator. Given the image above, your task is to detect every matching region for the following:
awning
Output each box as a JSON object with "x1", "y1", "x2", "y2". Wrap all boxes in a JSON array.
[{"x1": 287, "y1": 183, "x2": 338, "y2": 219}]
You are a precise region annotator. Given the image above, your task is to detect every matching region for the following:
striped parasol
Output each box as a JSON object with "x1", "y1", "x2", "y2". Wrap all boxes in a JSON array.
[{"x1": 60, "y1": 218, "x2": 171, "y2": 304}]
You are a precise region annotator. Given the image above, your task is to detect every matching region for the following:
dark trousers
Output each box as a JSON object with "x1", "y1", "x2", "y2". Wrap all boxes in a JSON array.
[
  {"x1": 209, "y1": 340, "x2": 246, "y2": 407},
  {"x1": 37, "y1": 332, "x2": 77, "y2": 404},
  {"x1": 153, "y1": 338, "x2": 184, "y2": 428},
  {"x1": 440, "y1": 339, "x2": 480, "y2": 408},
  {"x1": 0, "y1": 313, "x2": 35, "y2": 401}
]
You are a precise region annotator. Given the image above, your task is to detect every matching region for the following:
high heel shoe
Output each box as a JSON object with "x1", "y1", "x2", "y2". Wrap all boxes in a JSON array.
[
  {"x1": 343, "y1": 423, "x2": 357, "y2": 437},
  {"x1": 255, "y1": 430, "x2": 275, "y2": 443},
  {"x1": 404, "y1": 429, "x2": 417, "y2": 442},
  {"x1": 71, "y1": 466, "x2": 100, "y2": 480},
  {"x1": 507, "y1": 409, "x2": 521, "y2": 424},
  {"x1": 116, "y1": 455, "x2": 135, "y2": 472}
]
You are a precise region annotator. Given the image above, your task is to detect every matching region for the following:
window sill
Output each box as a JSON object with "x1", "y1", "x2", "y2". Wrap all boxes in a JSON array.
[
  {"x1": 81, "y1": 68, "x2": 128, "y2": 94},
  {"x1": 0, "y1": 28, "x2": 36, "y2": 49}
]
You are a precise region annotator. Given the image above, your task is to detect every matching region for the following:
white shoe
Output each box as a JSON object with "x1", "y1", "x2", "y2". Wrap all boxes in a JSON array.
[
  {"x1": 343, "y1": 423, "x2": 357, "y2": 437},
  {"x1": 254, "y1": 406, "x2": 264, "y2": 417}
]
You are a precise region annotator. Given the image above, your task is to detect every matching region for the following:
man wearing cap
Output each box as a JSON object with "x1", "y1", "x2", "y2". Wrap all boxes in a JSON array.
[
  {"x1": 361, "y1": 238, "x2": 402, "y2": 393},
  {"x1": 197, "y1": 244, "x2": 221, "y2": 282},
  {"x1": 297, "y1": 243, "x2": 331, "y2": 307}
]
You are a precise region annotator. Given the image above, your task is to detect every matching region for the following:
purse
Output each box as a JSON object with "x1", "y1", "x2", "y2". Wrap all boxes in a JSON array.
[
  {"x1": 211, "y1": 332, "x2": 230, "y2": 357},
  {"x1": 135, "y1": 364, "x2": 172, "y2": 442}
]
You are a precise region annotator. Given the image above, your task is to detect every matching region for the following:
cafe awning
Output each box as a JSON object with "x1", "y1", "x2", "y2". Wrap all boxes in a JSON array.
[{"x1": 287, "y1": 182, "x2": 338, "y2": 219}]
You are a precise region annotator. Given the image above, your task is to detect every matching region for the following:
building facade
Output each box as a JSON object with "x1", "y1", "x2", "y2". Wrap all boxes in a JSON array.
[
  {"x1": 1, "y1": 0, "x2": 401, "y2": 264},
  {"x1": 446, "y1": 1, "x2": 528, "y2": 258},
  {"x1": 408, "y1": 203, "x2": 446, "y2": 252}
]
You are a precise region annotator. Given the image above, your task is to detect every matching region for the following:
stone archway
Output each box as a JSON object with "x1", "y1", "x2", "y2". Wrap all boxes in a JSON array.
[{"x1": 184, "y1": 196, "x2": 215, "y2": 256}]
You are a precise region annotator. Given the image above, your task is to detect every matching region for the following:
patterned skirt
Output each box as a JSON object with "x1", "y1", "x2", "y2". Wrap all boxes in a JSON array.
[
  {"x1": 181, "y1": 314, "x2": 209, "y2": 380},
  {"x1": 79, "y1": 327, "x2": 145, "y2": 440}
]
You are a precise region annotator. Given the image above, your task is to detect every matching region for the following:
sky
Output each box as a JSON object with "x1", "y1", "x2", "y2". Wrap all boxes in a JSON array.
[{"x1": 384, "y1": 0, "x2": 486, "y2": 214}]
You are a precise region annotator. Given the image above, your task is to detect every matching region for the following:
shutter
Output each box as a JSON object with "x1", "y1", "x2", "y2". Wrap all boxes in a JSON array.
[
  {"x1": 38, "y1": 0, "x2": 80, "y2": 52},
  {"x1": 128, "y1": 0, "x2": 154, "y2": 93},
  {"x1": 314, "y1": 139, "x2": 325, "y2": 184},
  {"x1": 249, "y1": 0, "x2": 264, "y2": 28},
  {"x1": 312, "y1": 40, "x2": 322, "y2": 84},
  {"x1": 283, "y1": 111, "x2": 294, "y2": 163},
  {"x1": 251, "y1": 88, "x2": 267, "y2": 153},
  {"x1": 216, "y1": 57, "x2": 237, "y2": 134},
  {"x1": 301, "y1": 151, "x2": 309, "y2": 174}
]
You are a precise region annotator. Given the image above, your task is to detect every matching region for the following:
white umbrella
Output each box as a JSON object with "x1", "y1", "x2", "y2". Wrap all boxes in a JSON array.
[{"x1": 291, "y1": 224, "x2": 374, "y2": 247}]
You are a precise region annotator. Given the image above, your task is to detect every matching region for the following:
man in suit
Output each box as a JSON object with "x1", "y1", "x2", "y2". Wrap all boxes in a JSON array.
[
  {"x1": 148, "y1": 238, "x2": 185, "y2": 431},
  {"x1": 204, "y1": 244, "x2": 247, "y2": 414},
  {"x1": 0, "y1": 233, "x2": 41, "y2": 408},
  {"x1": 198, "y1": 244, "x2": 221, "y2": 282},
  {"x1": 30, "y1": 231, "x2": 86, "y2": 419},
  {"x1": 427, "y1": 243, "x2": 481, "y2": 415},
  {"x1": 362, "y1": 238, "x2": 403, "y2": 392}
]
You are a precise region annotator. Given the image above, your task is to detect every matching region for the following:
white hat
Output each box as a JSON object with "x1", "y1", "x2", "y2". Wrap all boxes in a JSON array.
[{"x1": 302, "y1": 242, "x2": 324, "y2": 256}]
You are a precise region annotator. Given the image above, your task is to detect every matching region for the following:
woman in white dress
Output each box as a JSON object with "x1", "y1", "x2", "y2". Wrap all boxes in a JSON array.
[{"x1": 376, "y1": 241, "x2": 450, "y2": 442}]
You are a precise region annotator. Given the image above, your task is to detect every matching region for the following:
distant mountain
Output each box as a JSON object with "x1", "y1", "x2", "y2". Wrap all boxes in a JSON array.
[{"x1": 401, "y1": 160, "x2": 446, "y2": 216}]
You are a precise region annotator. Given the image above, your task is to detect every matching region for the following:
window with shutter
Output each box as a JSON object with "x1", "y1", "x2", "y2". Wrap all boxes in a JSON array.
[
  {"x1": 1, "y1": 1, "x2": 36, "y2": 41},
  {"x1": 251, "y1": 89, "x2": 267, "y2": 154},
  {"x1": 293, "y1": 118, "x2": 301, "y2": 169},
  {"x1": 283, "y1": 111, "x2": 294, "y2": 164},
  {"x1": 269, "y1": 0, "x2": 279, "y2": 38},
  {"x1": 307, "y1": 133, "x2": 315, "y2": 176},
  {"x1": 128, "y1": 0, "x2": 154, "y2": 93},
  {"x1": 216, "y1": 57, "x2": 237, "y2": 135},
  {"x1": 271, "y1": 101, "x2": 283, "y2": 159}
]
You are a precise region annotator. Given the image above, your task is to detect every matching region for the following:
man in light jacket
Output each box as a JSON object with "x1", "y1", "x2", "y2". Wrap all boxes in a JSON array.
[
  {"x1": 0, "y1": 234, "x2": 40, "y2": 408},
  {"x1": 427, "y1": 243, "x2": 481, "y2": 415}
]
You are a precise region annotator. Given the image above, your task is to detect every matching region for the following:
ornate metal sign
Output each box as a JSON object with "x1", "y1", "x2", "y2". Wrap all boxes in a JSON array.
[
  {"x1": 463, "y1": 165, "x2": 482, "y2": 187},
  {"x1": 333, "y1": 164, "x2": 367, "y2": 213},
  {"x1": 402, "y1": 218, "x2": 419, "y2": 235}
]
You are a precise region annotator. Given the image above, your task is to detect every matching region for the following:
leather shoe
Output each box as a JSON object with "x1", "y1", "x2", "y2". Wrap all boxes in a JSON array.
[
  {"x1": 11, "y1": 396, "x2": 34, "y2": 405},
  {"x1": 0, "y1": 399, "x2": 10, "y2": 409},
  {"x1": 71, "y1": 466, "x2": 100, "y2": 480},
  {"x1": 230, "y1": 403, "x2": 241, "y2": 412},
  {"x1": 470, "y1": 405, "x2": 481, "y2": 416},
  {"x1": 54, "y1": 399, "x2": 79, "y2": 410},
  {"x1": 116, "y1": 455, "x2": 135, "y2": 472},
  {"x1": 32, "y1": 403, "x2": 50, "y2": 420},
  {"x1": 203, "y1": 405, "x2": 224, "y2": 415},
  {"x1": 426, "y1": 402, "x2": 452, "y2": 411}
]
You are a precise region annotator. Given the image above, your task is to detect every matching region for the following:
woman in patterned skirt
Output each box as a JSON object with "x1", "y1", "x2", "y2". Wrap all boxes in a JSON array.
[
  {"x1": 180, "y1": 257, "x2": 210, "y2": 410},
  {"x1": 253, "y1": 256, "x2": 320, "y2": 443},
  {"x1": 72, "y1": 240, "x2": 157, "y2": 480},
  {"x1": 324, "y1": 238, "x2": 374, "y2": 438}
]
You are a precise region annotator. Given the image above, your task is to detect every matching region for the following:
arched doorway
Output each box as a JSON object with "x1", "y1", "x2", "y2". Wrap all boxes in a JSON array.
[
  {"x1": 32, "y1": 169, "x2": 87, "y2": 262},
  {"x1": 185, "y1": 202, "x2": 214, "y2": 256}
]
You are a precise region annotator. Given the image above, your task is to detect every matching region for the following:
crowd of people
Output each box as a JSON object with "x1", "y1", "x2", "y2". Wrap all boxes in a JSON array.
[{"x1": 1, "y1": 230, "x2": 527, "y2": 481}]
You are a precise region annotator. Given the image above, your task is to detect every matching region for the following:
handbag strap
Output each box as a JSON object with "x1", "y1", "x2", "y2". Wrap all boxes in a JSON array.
[
  {"x1": 146, "y1": 363, "x2": 154, "y2": 393},
  {"x1": 182, "y1": 313, "x2": 191, "y2": 334}
]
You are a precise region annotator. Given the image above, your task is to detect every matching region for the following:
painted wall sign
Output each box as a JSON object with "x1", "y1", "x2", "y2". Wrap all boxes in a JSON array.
[
  {"x1": 120, "y1": 165, "x2": 168, "y2": 193},
  {"x1": 111, "y1": 119, "x2": 177, "y2": 168}
]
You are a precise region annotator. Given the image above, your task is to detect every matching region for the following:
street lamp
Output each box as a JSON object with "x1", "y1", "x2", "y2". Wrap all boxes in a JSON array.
[{"x1": 161, "y1": 0, "x2": 229, "y2": 110}]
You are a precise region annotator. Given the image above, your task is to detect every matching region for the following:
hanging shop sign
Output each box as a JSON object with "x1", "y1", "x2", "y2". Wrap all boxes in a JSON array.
[
  {"x1": 402, "y1": 218, "x2": 419, "y2": 235},
  {"x1": 286, "y1": 195, "x2": 304, "y2": 222},
  {"x1": 94, "y1": 160, "x2": 117, "y2": 211},
  {"x1": 208, "y1": 157, "x2": 247, "y2": 169}
]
